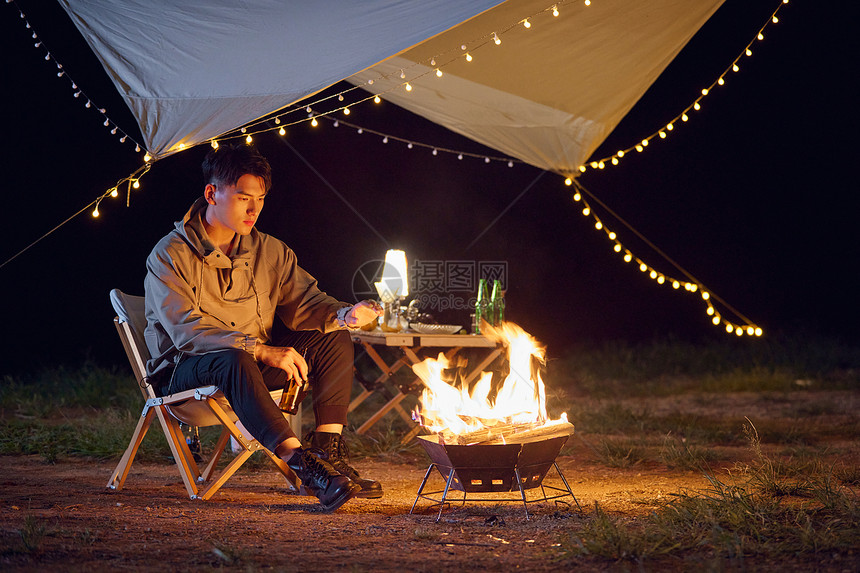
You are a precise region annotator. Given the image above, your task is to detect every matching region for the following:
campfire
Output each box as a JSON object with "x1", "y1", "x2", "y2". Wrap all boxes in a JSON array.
[
  {"x1": 408, "y1": 322, "x2": 578, "y2": 520},
  {"x1": 411, "y1": 321, "x2": 574, "y2": 445}
]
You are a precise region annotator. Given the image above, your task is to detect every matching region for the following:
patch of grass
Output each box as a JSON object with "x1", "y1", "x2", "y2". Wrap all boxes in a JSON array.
[
  {"x1": 594, "y1": 438, "x2": 646, "y2": 468},
  {"x1": 561, "y1": 421, "x2": 860, "y2": 565},
  {"x1": 346, "y1": 422, "x2": 424, "y2": 462},
  {"x1": 659, "y1": 433, "x2": 720, "y2": 470},
  {"x1": 18, "y1": 514, "x2": 47, "y2": 554},
  {"x1": 557, "y1": 333, "x2": 860, "y2": 397}
]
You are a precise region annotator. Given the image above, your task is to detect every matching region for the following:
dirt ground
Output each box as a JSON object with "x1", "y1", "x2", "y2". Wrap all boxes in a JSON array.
[{"x1": 1, "y1": 390, "x2": 858, "y2": 571}]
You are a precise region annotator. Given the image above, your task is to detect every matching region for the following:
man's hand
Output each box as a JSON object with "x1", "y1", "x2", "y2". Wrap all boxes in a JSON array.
[
  {"x1": 344, "y1": 300, "x2": 384, "y2": 328},
  {"x1": 254, "y1": 345, "x2": 308, "y2": 382}
]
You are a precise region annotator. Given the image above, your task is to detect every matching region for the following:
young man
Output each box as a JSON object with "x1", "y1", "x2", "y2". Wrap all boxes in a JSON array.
[{"x1": 144, "y1": 144, "x2": 383, "y2": 511}]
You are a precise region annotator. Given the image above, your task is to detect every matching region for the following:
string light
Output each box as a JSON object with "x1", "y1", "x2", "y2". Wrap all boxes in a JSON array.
[
  {"x1": 576, "y1": 0, "x2": 790, "y2": 175},
  {"x1": 567, "y1": 179, "x2": 763, "y2": 336},
  {"x1": 10, "y1": 1, "x2": 143, "y2": 156}
]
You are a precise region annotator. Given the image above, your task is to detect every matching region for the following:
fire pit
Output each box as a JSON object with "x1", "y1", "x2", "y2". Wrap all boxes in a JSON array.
[
  {"x1": 410, "y1": 434, "x2": 579, "y2": 521},
  {"x1": 408, "y1": 321, "x2": 580, "y2": 520}
]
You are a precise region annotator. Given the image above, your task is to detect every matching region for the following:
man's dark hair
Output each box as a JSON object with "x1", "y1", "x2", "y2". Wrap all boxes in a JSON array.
[{"x1": 202, "y1": 144, "x2": 272, "y2": 191}]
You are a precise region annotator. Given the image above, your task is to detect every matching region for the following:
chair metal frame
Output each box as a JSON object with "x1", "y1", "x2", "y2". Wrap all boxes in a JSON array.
[{"x1": 107, "y1": 289, "x2": 300, "y2": 500}]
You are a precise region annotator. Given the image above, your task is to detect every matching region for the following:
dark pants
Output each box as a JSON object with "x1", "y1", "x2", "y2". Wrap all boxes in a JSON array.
[{"x1": 161, "y1": 329, "x2": 353, "y2": 452}]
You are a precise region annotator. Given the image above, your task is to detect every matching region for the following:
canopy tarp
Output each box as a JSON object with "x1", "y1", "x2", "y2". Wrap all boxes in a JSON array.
[{"x1": 58, "y1": 0, "x2": 724, "y2": 174}]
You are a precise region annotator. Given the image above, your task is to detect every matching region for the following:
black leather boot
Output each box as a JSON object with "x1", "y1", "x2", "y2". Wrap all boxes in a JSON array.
[
  {"x1": 287, "y1": 447, "x2": 361, "y2": 511},
  {"x1": 308, "y1": 431, "x2": 384, "y2": 499}
]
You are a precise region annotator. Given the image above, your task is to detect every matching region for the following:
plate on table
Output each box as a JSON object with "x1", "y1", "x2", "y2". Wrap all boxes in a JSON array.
[{"x1": 410, "y1": 323, "x2": 462, "y2": 335}]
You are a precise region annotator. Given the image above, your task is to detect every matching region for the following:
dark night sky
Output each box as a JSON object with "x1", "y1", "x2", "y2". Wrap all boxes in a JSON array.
[{"x1": 1, "y1": 0, "x2": 857, "y2": 375}]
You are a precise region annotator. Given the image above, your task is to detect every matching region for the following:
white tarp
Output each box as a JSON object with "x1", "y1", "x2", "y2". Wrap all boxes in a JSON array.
[
  {"x1": 57, "y1": 0, "x2": 504, "y2": 158},
  {"x1": 58, "y1": 0, "x2": 723, "y2": 173},
  {"x1": 348, "y1": 0, "x2": 724, "y2": 175}
]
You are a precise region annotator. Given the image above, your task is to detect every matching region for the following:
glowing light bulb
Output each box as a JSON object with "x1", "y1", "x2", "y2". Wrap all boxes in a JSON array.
[
  {"x1": 333, "y1": 120, "x2": 339, "y2": 127},
  {"x1": 733, "y1": 64, "x2": 740, "y2": 72},
  {"x1": 493, "y1": 33, "x2": 501, "y2": 45},
  {"x1": 595, "y1": 221, "x2": 603, "y2": 230},
  {"x1": 608, "y1": 231, "x2": 616, "y2": 240},
  {"x1": 717, "y1": 77, "x2": 725, "y2": 86},
  {"x1": 338, "y1": 94, "x2": 344, "y2": 101},
  {"x1": 405, "y1": 83, "x2": 412, "y2": 91},
  {"x1": 598, "y1": 161, "x2": 605, "y2": 169},
  {"x1": 430, "y1": 58, "x2": 436, "y2": 66},
  {"x1": 278, "y1": 127, "x2": 286, "y2": 136},
  {"x1": 523, "y1": 19, "x2": 531, "y2": 28},
  {"x1": 132, "y1": 180, "x2": 140, "y2": 189},
  {"x1": 383, "y1": 136, "x2": 388, "y2": 143},
  {"x1": 110, "y1": 188, "x2": 119, "y2": 198},
  {"x1": 565, "y1": 178, "x2": 572, "y2": 186},
  {"x1": 143, "y1": 153, "x2": 151, "y2": 162},
  {"x1": 667, "y1": 123, "x2": 674, "y2": 131},
  {"x1": 241, "y1": 127, "x2": 247, "y2": 134},
  {"x1": 624, "y1": 253, "x2": 632, "y2": 263},
  {"x1": 465, "y1": 53, "x2": 472, "y2": 62},
  {"x1": 681, "y1": 114, "x2": 689, "y2": 122},
  {"x1": 311, "y1": 117, "x2": 318, "y2": 127},
  {"x1": 649, "y1": 270, "x2": 657, "y2": 279},
  {"x1": 757, "y1": 33, "x2": 764, "y2": 40},
  {"x1": 745, "y1": 48, "x2": 752, "y2": 56},
  {"x1": 245, "y1": 134, "x2": 252, "y2": 144},
  {"x1": 435, "y1": 69, "x2": 443, "y2": 77},
  {"x1": 590, "y1": 161, "x2": 598, "y2": 169},
  {"x1": 579, "y1": 165, "x2": 586, "y2": 172},
  {"x1": 690, "y1": 284, "x2": 698, "y2": 292},
  {"x1": 274, "y1": 117, "x2": 280, "y2": 125},
  {"x1": 400, "y1": 69, "x2": 406, "y2": 79},
  {"x1": 343, "y1": 107, "x2": 350, "y2": 115},
  {"x1": 736, "y1": 328, "x2": 743, "y2": 336},
  {"x1": 611, "y1": 157, "x2": 619, "y2": 165},
  {"x1": 657, "y1": 276, "x2": 665, "y2": 284},
  {"x1": 701, "y1": 291, "x2": 710, "y2": 300},
  {"x1": 772, "y1": 16, "x2": 778, "y2": 23},
  {"x1": 639, "y1": 263, "x2": 647, "y2": 272},
  {"x1": 374, "y1": 95, "x2": 381, "y2": 104},
  {"x1": 92, "y1": 207, "x2": 99, "y2": 217},
  {"x1": 408, "y1": 143, "x2": 413, "y2": 149},
  {"x1": 641, "y1": 139, "x2": 649, "y2": 147},
  {"x1": 553, "y1": 5, "x2": 559, "y2": 16},
  {"x1": 432, "y1": 149, "x2": 438, "y2": 156},
  {"x1": 584, "y1": 0, "x2": 591, "y2": 5},
  {"x1": 635, "y1": 145, "x2": 643, "y2": 152},
  {"x1": 726, "y1": 324, "x2": 734, "y2": 333},
  {"x1": 617, "y1": 150, "x2": 625, "y2": 158},
  {"x1": 707, "y1": 306, "x2": 715, "y2": 316},
  {"x1": 672, "y1": 281, "x2": 680, "y2": 289},
  {"x1": 582, "y1": 207, "x2": 590, "y2": 216},
  {"x1": 573, "y1": 193, "x2": 581, "y2": 201},
  {"x1": 659, "y1": 131, "x2": 666, "y2": 139},
  {"x1": 694, "y1": 102, "x2": 701, "y2": 111},
  {"x1": 613, "y1": 244, "x2": 622, "y2": 252},
  {"x1": 712, "y1": 316, "x2": 720, "y2": 325},
  {"x1": 747, "y1": 326, "x2": 754, "y2": 335},
  {"x1": 755, "y1": 327, "x2": 763, "y2": 336},
  {"x1": 701, "y1": 88, "x2": 709, "y2": 96},
  {"x1": 458, "y1": 154, "x2": 463, "y2": 160}
]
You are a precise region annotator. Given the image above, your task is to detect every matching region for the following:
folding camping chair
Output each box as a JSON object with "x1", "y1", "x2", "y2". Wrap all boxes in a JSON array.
[{"x1": 107, "y1": 289, "x2": 301, "y2": 500}]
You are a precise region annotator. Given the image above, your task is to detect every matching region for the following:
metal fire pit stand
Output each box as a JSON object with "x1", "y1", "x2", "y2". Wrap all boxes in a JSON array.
[{"x1": 409, "y1": 436, "x2": 581, "y2": 521}]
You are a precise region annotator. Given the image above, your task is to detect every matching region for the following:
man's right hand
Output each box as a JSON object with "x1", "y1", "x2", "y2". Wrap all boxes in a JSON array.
[{"x1": 254, "y1": 344, "x2": 308, "y2": 382}]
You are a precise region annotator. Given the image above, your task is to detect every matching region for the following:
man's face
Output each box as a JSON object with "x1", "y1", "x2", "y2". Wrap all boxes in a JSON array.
[{"x1": 204, "y1": 173, "x2": 267, "y2": 238}]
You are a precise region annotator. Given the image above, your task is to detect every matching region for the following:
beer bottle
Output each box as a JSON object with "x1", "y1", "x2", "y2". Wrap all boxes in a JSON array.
[
  {"x1": 475, "y1": 278, "x2": 489, "y2": 334},
  {"x1": 491, "y1": 279, "x2": 505, "y2": 325}
]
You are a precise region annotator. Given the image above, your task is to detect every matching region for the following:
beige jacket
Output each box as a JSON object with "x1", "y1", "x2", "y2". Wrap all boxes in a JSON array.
[{"x1": 144, "y1": 197, "x2": 348, "y2": 379}]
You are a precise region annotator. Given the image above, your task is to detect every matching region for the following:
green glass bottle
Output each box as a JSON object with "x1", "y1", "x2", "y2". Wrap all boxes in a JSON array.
[
  {"x1": 475, "y1": 278, "x2": 489, "y2": 334},
  {"x1": 490, "y1": 279, "x2": 504, "y2": 325}
]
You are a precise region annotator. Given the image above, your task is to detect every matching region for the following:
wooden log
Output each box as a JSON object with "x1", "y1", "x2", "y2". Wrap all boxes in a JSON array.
[
  {"x1": 455, "y1": 421, "x2": 541, "y2": 445},
  {"x1": 481, "y1": 421, "x2": 574, "y2": 445}
]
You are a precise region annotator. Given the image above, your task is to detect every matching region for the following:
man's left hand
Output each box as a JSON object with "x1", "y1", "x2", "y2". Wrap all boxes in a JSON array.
[{"x1": 344, "y1": 300, "x2": 383, "y2": 328}]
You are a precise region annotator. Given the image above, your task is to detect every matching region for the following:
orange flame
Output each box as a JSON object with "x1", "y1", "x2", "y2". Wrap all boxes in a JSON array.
[{"x1": 412, "y1": 321, "x2": 563, "y2": 436}]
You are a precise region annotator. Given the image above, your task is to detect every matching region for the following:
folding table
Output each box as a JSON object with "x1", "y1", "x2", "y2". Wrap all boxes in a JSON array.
[{"x1": 349, "y1": 331, "x2": 503, "y2": 444}]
